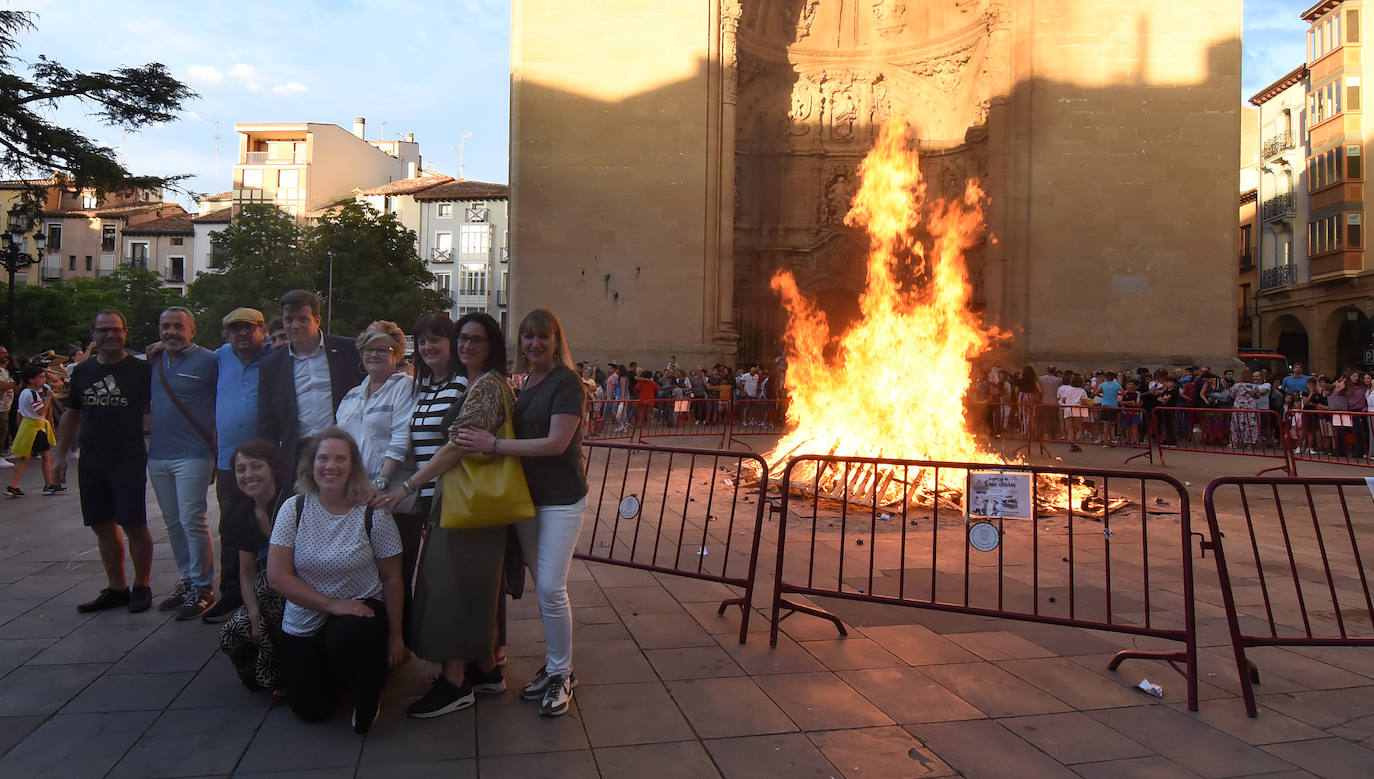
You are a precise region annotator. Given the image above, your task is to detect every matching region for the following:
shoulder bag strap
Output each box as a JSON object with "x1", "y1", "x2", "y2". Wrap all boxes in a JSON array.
[{"x1": 155, "y1": 357, "x2": 217, "y2": 456}]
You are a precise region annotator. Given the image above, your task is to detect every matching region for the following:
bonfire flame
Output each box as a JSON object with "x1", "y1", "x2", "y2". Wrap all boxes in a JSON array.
[
  {"x1": 763, "y1": 120, "x2": 1102, "y2": 513},
  {"x1": 768, "y1": 119, "x2": 1000, "y2": 481}
]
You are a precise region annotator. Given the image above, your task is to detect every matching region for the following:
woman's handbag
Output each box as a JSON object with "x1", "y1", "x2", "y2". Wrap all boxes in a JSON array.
[{"x1": 439, "y1": 389, "x2": 535, "y2": 529}]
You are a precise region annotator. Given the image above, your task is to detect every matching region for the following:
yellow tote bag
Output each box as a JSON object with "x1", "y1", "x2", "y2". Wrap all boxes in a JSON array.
[{"x1": 439, "y1": 389, "x2": 536, "y2": 529}]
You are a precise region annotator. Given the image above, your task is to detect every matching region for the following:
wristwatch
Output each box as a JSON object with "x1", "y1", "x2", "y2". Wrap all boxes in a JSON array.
[{"x1": 372, "y1": 475, "x2": 388, "y2": 490}]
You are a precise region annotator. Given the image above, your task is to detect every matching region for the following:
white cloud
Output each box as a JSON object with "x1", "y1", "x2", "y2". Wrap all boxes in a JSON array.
[
  {"x1": 227, "y1": 63, "x2": 264, "y2": 92},
  {"x1": 184, "y1": 65, "x2": 225, "y2": 87},
  {"x1": 271, "y1": 81, "x2": 308, "y2": 96}
]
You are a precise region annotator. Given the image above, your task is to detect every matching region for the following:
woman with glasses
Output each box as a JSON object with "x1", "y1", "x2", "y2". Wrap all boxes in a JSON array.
[{"x1": 374, "y1": 313, "x2": 513, "y2": 719}]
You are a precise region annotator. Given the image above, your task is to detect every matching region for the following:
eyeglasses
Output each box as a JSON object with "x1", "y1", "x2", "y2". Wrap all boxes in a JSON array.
[
  {"x1": 457, "y1": 335, "x2": 488, "y2": 345},
  {"x1": 94, "y1": 327, "x2": 126, "y2": 334},
  {"x1": 362, "y1": 347, "x2": 395, "y2": 357}
]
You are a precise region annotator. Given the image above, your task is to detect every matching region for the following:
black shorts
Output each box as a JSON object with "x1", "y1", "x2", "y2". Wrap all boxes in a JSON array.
[
  {"x1": 30, "y1": 429, "x2": 51, "y2": 454},
  {"x1": 78, "y1": 461, "x2": 148, "y2": 528}
]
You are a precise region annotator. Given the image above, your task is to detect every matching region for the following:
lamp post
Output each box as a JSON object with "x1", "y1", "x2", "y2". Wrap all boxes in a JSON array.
[{"x1": 1, "y1": 206, "x2": 47, "y2": 347}]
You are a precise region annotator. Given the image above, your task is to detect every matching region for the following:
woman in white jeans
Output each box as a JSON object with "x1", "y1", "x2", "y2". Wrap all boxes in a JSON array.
[{"x1": 452, "y1": 308, "x2": 587, "y2": 718}]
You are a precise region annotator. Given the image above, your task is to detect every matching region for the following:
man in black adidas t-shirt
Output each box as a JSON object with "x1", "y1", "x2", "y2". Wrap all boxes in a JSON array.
[{"x1": 53, "y1": 309, "x2": 156, "y2": 614}]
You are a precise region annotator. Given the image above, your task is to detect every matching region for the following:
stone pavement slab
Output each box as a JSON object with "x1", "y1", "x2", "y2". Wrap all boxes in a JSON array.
[{"x1": 1, "y1": 444, "x2": 1371, "y2": 775}]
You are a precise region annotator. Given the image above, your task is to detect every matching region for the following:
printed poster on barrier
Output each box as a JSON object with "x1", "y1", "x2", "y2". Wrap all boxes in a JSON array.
[{"x1": 965, "y1": 470, "x2": 1033, "y2": 521}]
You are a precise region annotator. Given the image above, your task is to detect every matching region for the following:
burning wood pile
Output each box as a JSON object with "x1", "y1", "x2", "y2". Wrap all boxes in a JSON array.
[{"x1": 742, "y1": 119, "x2": 1128, "y2": 519}]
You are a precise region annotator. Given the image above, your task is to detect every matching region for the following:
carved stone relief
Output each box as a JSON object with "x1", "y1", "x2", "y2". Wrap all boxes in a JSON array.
[{"x1": 871, "y1": 1, "x2": 907, "y2": 38}]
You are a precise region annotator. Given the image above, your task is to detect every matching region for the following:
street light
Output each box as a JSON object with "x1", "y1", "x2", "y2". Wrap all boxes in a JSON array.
[{"x1": 1, "y1": 205, "x2": 47, "y2": 346}]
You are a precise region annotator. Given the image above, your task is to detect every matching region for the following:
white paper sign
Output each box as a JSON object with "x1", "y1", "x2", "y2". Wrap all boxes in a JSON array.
[{"x1": 965, "y1": 470, "x2": 1033, "y2": 521}]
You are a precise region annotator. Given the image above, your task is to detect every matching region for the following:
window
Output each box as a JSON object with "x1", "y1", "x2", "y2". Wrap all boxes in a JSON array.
[
  {"x1": 1349, "y1": 77, "x2": 1362, "y2": 112},
  {"x1": 459, "y1": 263, "x2": 488, "y2": 296},
  {"x1": 85, "y1": 255, "x2": 92, "y2": 271},
  {"x1": 81, "y1": 193, "x2": 97, "y2": 209},
  {"x1": 465, "y1": 204, "x2": 489, "y2": 223},
  {"x1": 460, "y1": 224, "x2": 490, "y2": 255},
  {"x1": 1309, "y1": 146, "x2": 1348, "y2": 190},
  {"x1": 1309, "y1": 214, "x2": 1345, "y2": 255},
  {"x1": 101, "y1": 225, "x2": 116, "y2": 251},
  {"x1": 1351, "y1": 10, "x2": 1361, "y2": 43},
  {"x1": 129, "y1": 242, "x2": 149, "y2": 268},
  {"x1": 437, "y1": 203, "x2": 453, "y2": 218},
  {"x1": 457, "y1": 305, "x2": 483, "y2": 317},
  {"x1": 167, "y1": 256, "x2": 185, "y2": 281},
  {"x1": 1348, "y1": 213, "x2": 1363, "y2": 248},
  {"x1": 434, "y1": 272, "x2": 452, "y2": 299},
  {"x1": 433, "y1": 232, "x2": 453, "y2": 262},
  {"x1": 384, "y1": 196, "x2": 396, "y2": 214},
  {"x1": 170, "y1": 236, "x2": 184, "y2": 246},
  {"x1": 1349, "y1": 144, "x2": 1362, "y2": 179},
  {"x1": 1240, "y1": 224, "x2": 1252, "y2": 253},
  {"x1": 242, "y1": 168, "x2": 263, "y2": 188},
  {"x1": 279, "y1": 169, "x2": 299, "y2": 188},
  {"x1": 68, "y1": 255, "x2": 76, "y2": 271},
  {"x1": 46, "y1": 224, "x2": 61, "y2": 251}
]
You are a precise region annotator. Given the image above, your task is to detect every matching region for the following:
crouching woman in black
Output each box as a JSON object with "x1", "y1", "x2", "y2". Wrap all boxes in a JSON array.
[{"x1": 267, "y1": 427, "x2": 407, "y2": 734}]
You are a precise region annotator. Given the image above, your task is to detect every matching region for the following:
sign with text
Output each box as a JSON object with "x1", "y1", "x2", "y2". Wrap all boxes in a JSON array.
[{"x1": 965, "y1": 470, "x2": 1033, "y2": 521}]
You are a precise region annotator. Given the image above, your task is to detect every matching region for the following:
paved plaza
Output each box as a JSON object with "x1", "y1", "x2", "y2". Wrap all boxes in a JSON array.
[{"x1": 2, "y1": 443, "x2": 1374, "y2": 778}]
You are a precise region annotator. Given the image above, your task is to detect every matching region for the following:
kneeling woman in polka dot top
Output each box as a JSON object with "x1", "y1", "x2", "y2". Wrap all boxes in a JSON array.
[{"x1": 267, "y1": 427, "x2": 406, "y2": 734}]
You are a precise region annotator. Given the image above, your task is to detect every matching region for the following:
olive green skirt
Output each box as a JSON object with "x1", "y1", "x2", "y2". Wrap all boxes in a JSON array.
[{"x1": 410, "y1": 517, "x2": 508, "y2": 664}]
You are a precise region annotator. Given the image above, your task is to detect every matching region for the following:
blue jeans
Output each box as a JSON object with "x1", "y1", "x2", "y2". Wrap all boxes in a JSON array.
[{"x1": 148, "y1": 458, "x2": 215, "y2": 589}]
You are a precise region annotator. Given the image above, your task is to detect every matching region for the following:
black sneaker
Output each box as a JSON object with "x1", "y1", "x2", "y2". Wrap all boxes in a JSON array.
[
  {"x1": 352, "y1": 699, "x2": 380, "y2": 734},
  {"x1": 174, "y1": 587, "x2": 216, "y2": 621},
  {"x1": 128, "y1": 586, "x2": 152, "y2": 613},
  {"x1": 201, "y1": 596, "x2": 242, "y2": 624},
  {"x1": 521, "y1": 668, "x2": 577, "y2": 701},
  {"x1": 406, "y1": 677, "x2": 475, "y2": 719},
  {"x1": 5, "y1": 485, "x2": 23, "y2": 498},
  {"x1": 538, "y1": 673, "x2": 574, "y2": 717},
  {"x1": 76, "y1": 587, "x2": 131, "y2": 613},
  {"x1": 465, "y1": 662, "x2": 506, "y2": 695},
  {"x1": 158, "y1": 581, "x2": 192, "y2": 612}
]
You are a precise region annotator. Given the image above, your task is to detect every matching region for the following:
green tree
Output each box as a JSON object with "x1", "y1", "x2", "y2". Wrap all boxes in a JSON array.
[
  {"x1": 4, "y1": 281, "x2": 82, "y2": 354},
  {"x1": 304, "y1": 202, "x2": 447, "y2": 337},
  {"x1": 2, "y1": 266, "x2": 177, "y2": 354},
  {"x1": 186, "y1": 205, "x2": 310, "y2": 346},
  {"x1": 0, "y1": 11, "x2": 195, "y2": 198}
]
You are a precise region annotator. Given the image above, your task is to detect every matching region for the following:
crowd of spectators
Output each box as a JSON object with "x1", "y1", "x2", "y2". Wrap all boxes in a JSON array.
[
  {"x1": 576, "y1": 355, "x2": 786, "y2": 433},
  {"x1": 970, "y1": 362, "x2": 1374, "y2": 457}
]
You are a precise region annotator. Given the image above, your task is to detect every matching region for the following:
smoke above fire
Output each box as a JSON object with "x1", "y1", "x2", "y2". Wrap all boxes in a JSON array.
[{"x1": 768, "y1": 118, "x2": 1003, "y2": 468}]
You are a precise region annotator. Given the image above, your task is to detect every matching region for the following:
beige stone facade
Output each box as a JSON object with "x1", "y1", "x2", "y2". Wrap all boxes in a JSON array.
[{"x1": 511, "y1": 0, "x2": 1242, "y2": 370}]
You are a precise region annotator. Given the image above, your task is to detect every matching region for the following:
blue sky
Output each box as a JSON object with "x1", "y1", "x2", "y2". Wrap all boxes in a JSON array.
[{"x1": 5, "y1": 1, "x2": 1315, "y2": 208}]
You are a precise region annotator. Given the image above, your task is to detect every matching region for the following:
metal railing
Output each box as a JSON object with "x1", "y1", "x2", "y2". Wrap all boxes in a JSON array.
[
  {"x1": 770, "y1": 455, "x2": 1201, "y2": 710},
  {"x1": 243, "y1": 151, "x2": 305, "y2": 165},
  {"x1": 1202, "y1": 476, "x2": 1374, "y2": 716},
  {"x1": 1262, "y1": 131, "x2": 1294, "y2": 160},
  {"x1": 1261, "y1": 193, "x2": 1294, "y2": 222},
  {"x1": 1260, "y1": 264, "x2": 1295, "y2": 290},
  {"x1": 578, "y1": 441, "x2": 769, "y2": 644}
]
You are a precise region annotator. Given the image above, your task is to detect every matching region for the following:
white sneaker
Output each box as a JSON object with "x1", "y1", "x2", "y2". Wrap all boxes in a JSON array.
[{"x1": 0, "y1": 460, "x2": 13, "y2": 469}]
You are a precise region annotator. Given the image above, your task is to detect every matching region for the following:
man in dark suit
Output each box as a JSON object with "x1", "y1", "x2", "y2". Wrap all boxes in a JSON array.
[{"x1": 256, "y1": 289, "x2": 364, "y2": 480}]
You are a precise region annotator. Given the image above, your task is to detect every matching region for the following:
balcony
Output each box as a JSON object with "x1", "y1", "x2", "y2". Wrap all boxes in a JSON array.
[
  {"x1": 1260, "y1": 264, "x2": 1296, "y2": 290},
  {"x1": 40, "y1": 261, "x2": 61, "y2": 281},
  {"x1": 1262, "y1": 131, "x2": 1294, "y2": 160},
  {"x1": 1310, "y1": 249, "x2": 1364, "y2": 278},
  {"x1": 1261, "y1": 193, "x2": 1294, "y2": 222},
  {"x1": 127, "y1": 254, "x2": 149, "y2": 270},
  {"x1": 1239, "y1": 249, "x2": 1255, "y2": 271},
  {"x1": 499, "y1": 246, "x2": 510, "y2": 264},
  {"x1": 243, "y1": 150, "x2": 306, "y2": 165},
  {"x1": 430, "y1": 248, "x2": 453, "y2": 263},
  {"x1": 496, "y1": 289, "x2": 508, "y2": 307}
]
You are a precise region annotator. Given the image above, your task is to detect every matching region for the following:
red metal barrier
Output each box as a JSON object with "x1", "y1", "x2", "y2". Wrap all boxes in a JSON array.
[
  {"x1": 726, "y1": 399, "x2": 788, "y2": 451},
  {"x1": 769, "y1": 455, "x2": 1200, "y2": 710},
  {"x1": 583, "y1": 400, "x2": 636, "y2": 441},
  {"x1": 637, "y1": 398, "x2": 729, "y2": 448},
  {"x1": 1202, "y1": 476, "x2": 1374, "y2": 716},
  {"x1": 1152, "y1": 406, "x2": 1290, "y2": 475},
  {"x1": 1283, "y1": 409, "x2": 1374, "y2": 473},
  {"x1": 578, "y1": 441, "x2": 769, "y2": 644},
  {"x1": 972, "y1": 401, "x2": 1151, "y2": 464}
]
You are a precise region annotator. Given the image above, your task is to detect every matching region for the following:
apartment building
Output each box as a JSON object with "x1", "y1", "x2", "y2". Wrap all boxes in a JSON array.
[
  {"x1": 413, "y1": 181, "x2": 510, "y2": 329},
  {"x1": 122, "y1": 213, "x2": 194, "y2": 294},
  {"x1": 231, "y1": 117, "x2": 421, "y2": 221},
  {"x1": 1253, "y1": 1, "x2": 1374, "y2": 372},
  {"x1": 0, "y1": 177, "x2": 62, "y2": 287},
  {"x1": 354, "y1": 174, "x2": 453, "y2": 238}
]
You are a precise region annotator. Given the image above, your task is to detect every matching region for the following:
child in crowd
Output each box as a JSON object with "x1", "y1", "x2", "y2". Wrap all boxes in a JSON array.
[{"x1": 6, "y1": 365, "x2": 61, "y2": 498}]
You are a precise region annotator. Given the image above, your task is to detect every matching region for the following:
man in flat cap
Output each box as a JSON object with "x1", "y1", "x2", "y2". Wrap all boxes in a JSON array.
[{"x1": 201, "y1": 306, "x2": 273, "y2": 623}]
